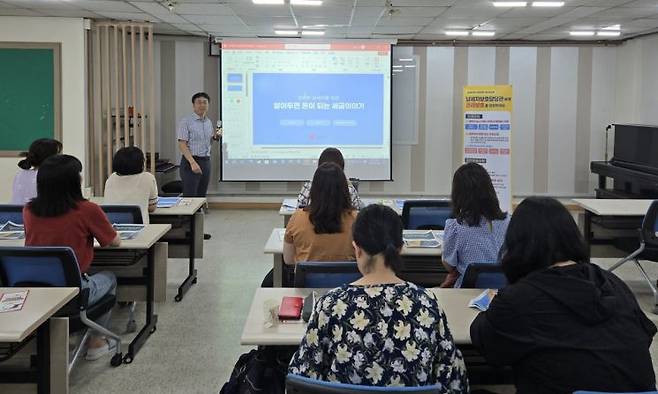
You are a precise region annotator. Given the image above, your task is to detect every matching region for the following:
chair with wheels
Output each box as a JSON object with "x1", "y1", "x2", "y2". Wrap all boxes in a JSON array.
[
  {"x1": 294, "y1": 261, "x2": 362, "y2": 288},
  {"x1": 98, "y1": 204, "x2": 143, "y2": 332},
  {"x1": 461, "y1": 263, "x2": 507, "y2": 289},
  {"x1": 0, "y1": 246, "x2": 124, "y2": 368},
  {"x1": 608, "y1": 200, "x2": 658, "y2": 313},
  {"x1": 401, "y1": 200, "x2": 452, "y2": 231},
  {"x1": 286, "y1": 374, "x2": 442, "y2": 393}
]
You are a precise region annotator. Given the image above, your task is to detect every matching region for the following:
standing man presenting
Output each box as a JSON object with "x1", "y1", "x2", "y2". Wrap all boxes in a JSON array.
[{"x1": 177, "y1": 92, "x2": 221, "y2": 198}]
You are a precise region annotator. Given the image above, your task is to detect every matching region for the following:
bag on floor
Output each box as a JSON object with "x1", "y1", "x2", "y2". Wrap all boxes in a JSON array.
[{"x1": 219, "y1": 348, "x2": 288, "y2": 394}]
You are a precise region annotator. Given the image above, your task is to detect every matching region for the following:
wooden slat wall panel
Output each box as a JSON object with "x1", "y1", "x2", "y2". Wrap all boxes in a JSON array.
[{"x1": 88, "y1": 21, "x2": 155, "y2": 196}]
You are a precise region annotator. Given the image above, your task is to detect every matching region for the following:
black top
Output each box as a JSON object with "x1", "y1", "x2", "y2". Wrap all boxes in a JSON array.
[{"x1": 470, "y1": 263, "x2": 657, "y2": 394}]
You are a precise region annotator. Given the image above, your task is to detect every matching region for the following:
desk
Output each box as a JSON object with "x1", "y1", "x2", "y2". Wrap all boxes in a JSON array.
[
  {"x1": 0, "y1": 224, "x2": 171, "y2": 364},
  {"x1": 0, "y1": 287, "x2": 77, "y2": 394},
  {"x1": 279, "y1": 198, "x2": 404, "y2": 226},
  {"x1": 572, "y1": 199, "x2": 652, "y2": 252},
  {"x1": 92, "y1": 196, "x2": 206, "y2": 302},
  {"x1": 240, "y1": 287, "x2": 481, "y2": 346},
  {"x1": 150, "y1": 197, "x2": 206, "y2": 302},
  {"x1": 264, "y1": 228, "x2": 442, "y2": 287}
]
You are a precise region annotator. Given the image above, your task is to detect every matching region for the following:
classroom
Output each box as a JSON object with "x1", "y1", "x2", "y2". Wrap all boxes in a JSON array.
[{"x1": 2, "y1": 1, "x2": 658, "y2": 393}]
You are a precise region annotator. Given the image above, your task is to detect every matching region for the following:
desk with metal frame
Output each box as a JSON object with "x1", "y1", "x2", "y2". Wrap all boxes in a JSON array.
[
  {"x1": 0, "y1": 287, "x2": 77, "y2": 394},
  {"x1": 0, "y1": 224, "x2": 171, "y2": 364}
]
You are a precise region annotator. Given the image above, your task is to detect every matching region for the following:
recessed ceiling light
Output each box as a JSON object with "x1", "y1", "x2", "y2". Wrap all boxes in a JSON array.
[
  {"x1": 253, "y1": 0, "x2": 284, "y2": 4},
  {"x1": 492, "y1": 2, "x2": 527, "y2": 7},
  {"x1": 275, "y1": 30, "x2": 299, "y2": 35},
  {"x1": 597, "y1": 31, "x2": 621, "y2": 37},
  {"x1": 291, "y1": 0, "x2": 323, "y2": 5},
  {"x1": 472, "y1": 31, "x2": 496, "y2": 37},
  {"x1": 301, "y1": 30, "x2": 325, "y2": 36},
  {"x1": 569, "y1": 31, "x2": 594, "y2": 36},
  {"x1": 532, "y1": 1, "x2": 564, "y2": 6},
  {"x1": 602, "y1": 24, "x2": 621, "y2": 31},
  {"x1": 445, "y1": 30, "x2": 469, "y2": 36}
]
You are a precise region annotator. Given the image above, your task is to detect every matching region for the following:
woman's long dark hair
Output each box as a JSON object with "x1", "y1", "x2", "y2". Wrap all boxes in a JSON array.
[
  {"x1": 501, "y1": 197, "x2": 589, "y2": 284},
  {"x1": 307, "y1": 162, "x2": 352, "y2": 234},
  {"x1": 352, "y1": 204, "x2": 404, "y2": 273},
  {"x1": 18, "y1": 138, "x2": 62, "y2": 170},
  {"x1": 451, "y1": 162, "x2": 506, "y2": 226},
  {"x1": 28, "y1": 154, "x2": 85, "y2": 217}
]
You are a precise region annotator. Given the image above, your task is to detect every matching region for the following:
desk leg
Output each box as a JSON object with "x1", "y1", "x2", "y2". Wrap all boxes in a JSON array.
[
  {"x1": 36, "y1": 322, "x2": 51, "y2": 394},
  {"x1": 124, "y1": 246, "x2": 158, "y2": 364},
  {"x1": 50, "y1": 317, "x2": 69, "y2": 394},
  {"x1": 273, "y1": 254, "x2": 283, "y2": 288},
  {"x1": 584, "y1": 210, "x2": 592, "y2": 255},
  {"x1": 283, "y1": 215, "x2": 290, "y2": 227},
  {"x1": 175, "y1": 212, "x2": 198, "y2": 302}
]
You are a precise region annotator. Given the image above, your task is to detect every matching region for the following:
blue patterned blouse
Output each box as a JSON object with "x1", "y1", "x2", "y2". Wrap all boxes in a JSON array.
[{"x1": 288, "y1": 282, "x2": 468, "y2": 392}]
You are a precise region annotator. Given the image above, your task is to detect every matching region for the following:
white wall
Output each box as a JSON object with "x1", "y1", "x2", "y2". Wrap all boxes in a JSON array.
[
  {"x1": 0, "y1": 17, "x2": 86, "y2": 201},
  {"x1": 615, "y1": 34, "x2": 658, "y2": 125}
]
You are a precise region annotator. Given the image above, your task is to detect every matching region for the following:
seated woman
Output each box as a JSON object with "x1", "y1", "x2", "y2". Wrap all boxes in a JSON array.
[
  {"x1": 297, "y1": 147, "x2": 362, "y2": 209},
  {"x1": 470, "y1": 197, "x2": 657, "y2": 394},
  {"x1": 441, "y1": 162, "x2": 509, "y2": 287},
  {"x1": 11, "y1": 138, "x2": 62, "y2": 204},
  {"x1": 23, "y1": 154, "x2": 122, "y2": 361},
  {"x1": 104, "y1": 146, "x2": 159, "y2": 224},
  {"x1": 289, "y1": 204, "x2": 468, "y2": 390}
]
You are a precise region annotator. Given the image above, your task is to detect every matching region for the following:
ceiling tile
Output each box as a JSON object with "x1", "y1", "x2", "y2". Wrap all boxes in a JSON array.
[
  {"x1": 72, "y1": 0, "x2": 140, "y2": 12},
  {"x1": 395, "y1": 6, "x2": 448, "y2": 17},
  {"x1": 228, "y1": 3, "x2": 290, "y2": 17},
  {"x1": 0, "y1": 7, "x2": 43, "y2": 15},
  {"x1": 173, "y1": 3, "x2": 234, "y2": 15},
  {"x1": 377, "y1": 16, "x2": 434, "y2": 26},
  {"x1": 240, "y1": 15, "x2": 296, "y2": 26},
  {"x1": 35, "y1": 8, "x2": 101, "y2": 17},
  {"x1": 184, "y1": 14, "x2": 245, "y2": 24},
  {"x1": 199, "y1": 23, "x2": 252, "y2": 32},
  {"x1": 97, "y1": 11, "x2": 160, "y2": 21},
  {"x1": 2, "y1": 0, "x2": 75, "y2": 9},
  {"x1": 291, "y1": 5, "x2": 352, "y2": 17},
  {"x1": 590, "y1": 7, "x2": 658, "y2": 18},
  {"x1": 373, "y1": 25, "x2": 424, "y2": 34}
]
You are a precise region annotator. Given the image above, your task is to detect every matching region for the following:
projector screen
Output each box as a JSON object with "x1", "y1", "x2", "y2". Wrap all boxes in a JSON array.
[{"x1": 220, "y1": 39, "x2": 392, "y2": 181}]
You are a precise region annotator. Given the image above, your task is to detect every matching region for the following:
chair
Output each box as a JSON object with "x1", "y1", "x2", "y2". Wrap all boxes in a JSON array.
[
  {"x1": 348, "y1": 177, "x2": 360, "y2": 193},
  {"x1": 0, "y1": 246, "x2": 123, "y2": 369},
  {"x1": 0, "y1": 204, "x2": 25, "y2": 225},
  {"x1": 99, "y1": 204, "x2": 143, "y2": 332},
  {"x1": 100, "y1": 204, "x2": 143, "y2": 224},
  {"x1": 294, "y1": 261, "x2": 362, "y2": 288},
  {"x1": 608, "y1": 200, "x2": 658, "y2": 313},
  {"x1": 461, "y1": 263, "x2": 508, "y2": 289},
  {"x1": 286, "y1": 374, "x2": 441, "y2": 393},
  {"x1": 574, "y1": 391, "x2": 658, "y2": 394},
  {"x1": 401, "y1": 200, "x2": 452, "y2": 231}
]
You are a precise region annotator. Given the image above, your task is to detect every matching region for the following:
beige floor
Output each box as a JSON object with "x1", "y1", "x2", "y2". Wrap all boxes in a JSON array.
[{"x1": 5, "y1": 208, "x2": 658, "y2": 393}]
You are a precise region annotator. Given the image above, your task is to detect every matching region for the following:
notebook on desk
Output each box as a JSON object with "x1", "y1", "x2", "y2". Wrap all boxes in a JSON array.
[
  {"x1": 157, "y1": 197, "x2": 182, "y2": 208},
  {"x1": 403, "y1": 230, "x2": 441, "y2": 248},
  {"x1": 112, "y1": 224, "x2": 145, "y2": 240},
  {"x1": 0, "y1": 221, "x2": 25, "y2": 240}
]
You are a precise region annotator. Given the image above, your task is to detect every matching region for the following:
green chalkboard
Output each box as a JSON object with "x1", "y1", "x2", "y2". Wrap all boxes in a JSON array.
[{"x1": 0, "y1": 44, "x2": 61, "y2": 154}]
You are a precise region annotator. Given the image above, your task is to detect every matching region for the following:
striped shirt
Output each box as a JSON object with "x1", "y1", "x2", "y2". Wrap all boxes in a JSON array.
[{"x1": 177, "y1": 113, "x2": 214, "y2": 157}]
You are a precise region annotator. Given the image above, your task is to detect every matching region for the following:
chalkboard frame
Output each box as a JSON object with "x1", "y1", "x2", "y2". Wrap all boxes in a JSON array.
[{"x1": 0, "y1": 42, "x2": 62, "y2": 157}]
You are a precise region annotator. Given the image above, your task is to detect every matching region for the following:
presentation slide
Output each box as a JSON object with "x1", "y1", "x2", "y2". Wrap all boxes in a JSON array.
[{"x1": 220, "y1": 39, "x2": 391, "y2": 181}]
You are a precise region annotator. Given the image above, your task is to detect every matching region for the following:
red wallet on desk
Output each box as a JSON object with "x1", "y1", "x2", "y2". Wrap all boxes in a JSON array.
[{"x1": 279, "y1": 296, "x2": 304, "y2": 320}]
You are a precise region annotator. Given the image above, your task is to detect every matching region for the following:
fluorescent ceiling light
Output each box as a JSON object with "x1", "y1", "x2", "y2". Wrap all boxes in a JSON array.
[
  {"x1": 275, "y1": 30, "x2": 299, "y2": 35},
  {"x1": 532, "y1": 1, "x2": 564, "y2": 6},
  {"x1": 392, "y1": 65, "x2": 403, "y2": 68},
  {"x1": 569, "y1": 31, "x2": 594, "y2": 36},
  {"x1": 404, "y1": 65, "x2": 416, "y2": 68},
  {"x1": 597, "y1": 31, "x2": 621, "y2": 37},
  {"x1": 602, "y1": 24, "x2": 620, "y2": 31},
  {"x1": 398, "y1": 58, "x2": 413, "y2": 62},
  {"x1": 472, "y1": 31, "x2": 496, "y2": 37},
  {"x1": 492, "y1": 2, "x2": 527, "y2": 7},
  {"x1": 291, "y1": 0, "x2": 323, "y2": 5},
  {"x1": 252, "y1": 0, "x2": 284, "y2": 4},
  {"x1": 301, "y1": 30, "x2": 325, "y2": 36},
  {"x1": 445, "y1": 30, "x2": 469, "y2": 36}
]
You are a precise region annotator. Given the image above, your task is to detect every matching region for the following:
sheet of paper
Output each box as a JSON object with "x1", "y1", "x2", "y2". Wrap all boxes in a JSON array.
[{"x1": 0, "y1": 290, "x2": 29, "y2": 313}]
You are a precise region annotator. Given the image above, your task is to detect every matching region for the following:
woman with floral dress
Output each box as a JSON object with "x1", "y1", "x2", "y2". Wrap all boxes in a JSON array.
[{"x1": 289, "y1": 204, "x2": 468, "y2": 392}]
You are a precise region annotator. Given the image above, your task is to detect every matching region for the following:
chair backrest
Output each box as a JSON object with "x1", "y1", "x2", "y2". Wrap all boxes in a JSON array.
[
  {"x1": 348, "y1": 177, "x2": 360, "y2": 193},
  {"x1": 0, "y1": 204, "x2": 25, "y2": 225},
  {"x1": 286, "y1": 374, "x2": 441, "y2": 394},
  {"x1": 0, "y1": 246, "x2": 82, "y2": 290},
  {"x1": 461, "y1": 263, "x2": 507, "y2": 289},
  {"x1": 100, "y1": 205, "x2": 143, "y2": 224},
  {"x1": 574, "y1": 391, "x2": 658, "y2": 394},
  {"x1": 401, "y1": 200, "x2": 452, "y2": 230},
  {"x1": 641, "y1": 200, "x2": 658, "y2": 247},
  {"x1": 294, "y1": 261, "x2": 362, "y2": 288}
]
